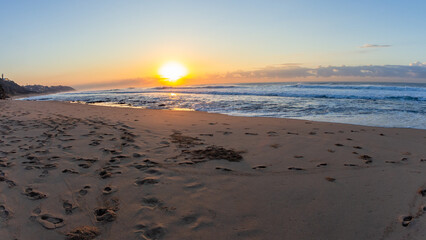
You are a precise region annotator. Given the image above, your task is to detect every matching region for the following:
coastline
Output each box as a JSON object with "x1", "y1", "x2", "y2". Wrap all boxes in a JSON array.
[
  {"x1": 23, "y1": 98, "x2": 426, "y2": 131},
  {"x1": 1, "y1": 99, "x2": 425, "y2": 239},
  {"x1": 19, "y1": 81, "x2": 426, "y2": 130},
  {"x1": 11, "y1": 90, "x2": 76, "y2": 100}
]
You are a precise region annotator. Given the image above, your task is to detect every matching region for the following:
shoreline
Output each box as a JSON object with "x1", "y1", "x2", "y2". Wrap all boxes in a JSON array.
[
  {"x1": 17, "y1": 99, "x2": 426, "y2": 131},
  {"x1": 11, "y1": 90, "x2": 77, "y2": 100},
  {"x1": 0, "y1": 99, "x2": 425, "y2": 239}
]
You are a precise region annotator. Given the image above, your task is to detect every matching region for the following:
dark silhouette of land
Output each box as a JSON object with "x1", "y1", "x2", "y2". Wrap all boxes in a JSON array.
[{"x1": 0, "y1": 74, "x2": 74, "y2": 98}]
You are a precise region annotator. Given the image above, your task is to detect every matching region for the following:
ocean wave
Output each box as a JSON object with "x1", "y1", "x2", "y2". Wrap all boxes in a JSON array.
[
  {"x1": 150, "y1": 85, "x2": 240, "y2": 90},
  {"x1": 18, "y1": 82, "x2": 426, "y2": 129},
  {"x1": 288, "y1": 83, "x2": 426, "y2": 92},
  {"x1": 145, "y1": 90, "x2": 426, "y2": 102}
]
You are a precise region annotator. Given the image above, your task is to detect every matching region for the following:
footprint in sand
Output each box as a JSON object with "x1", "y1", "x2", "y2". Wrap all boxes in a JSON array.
[
  {"x1": 141, "y1": 197, "x2": 163, "y2": 208},
  {"x1": 135, "y1": 178, "x2": 159, "y2": 186},
  {"x1": 143, "y1": 226, "x2": 166, "y2": 240},
  {"x1": 325, "y1": 177, "x2": 336, "y2": 182},
  {"x1": 98, "y1": 165, "x2": 122, "y2": 179},
  {"x1": 108, "y1": 158, "x2": 121, "y2": 164},
  {"x1": 0, "y1": 205, "x2": 11, "y2": 219},
  {"x1": 133, "y1": 153, "x2": 145, "y2": 158},
  {"x1": 344, "y1": 163, "x2": 358, "y2": 167},
  {"x1": 79, "y1": 185, "x2": 91, "y2": 196},
  {"x1": 66, "y1": 226, "x2": 100, "y2": 240},
  {"x1": 43, "y1": 163, "x2": 57, "y2": 169},
  {"x1": 62, "y1": 169, "x2": 79, "y2": 174},
  {"x1": 102, "y1": 185, "x2": 117, "y2": 195},
  {"x1": 78, "y1": 163, "x2": 92, "y2": 168},
  {"x1": 101, "y1": 148, "x2": 122, "y2": 154},
  {"x1": 63, "y1": 200, "x2": 77, "y2": 215},
  {"x1": 267, "y1": 131, "x2": 278, "y2": 136},
  {"x1": 185, "y1": 181, "x2": 205, "y2": 190},
  {"x1": 24, "y1": 187, "x2": 47, "y2": 200},
  {"x1": 199, "y1": 133, "x2": 214, "y2": 137},
  {"x1": 252, "y1": 165, "x2": 267, "y2": 170},
  {"x1": 144, "y1": 169, "x2": 162, "y2": 175},
  {"x1": 133, "y1": 160, "x2": 160, "y2": 170},
  {"x1": 288, "y1": 167, "x2": 305, "y2": 171},
  {"x1": 245, "y1": 132, "x2": 258, "y2": 135},
  {"x1": 215, "y1": 167, "x2": 233, "y2": 172},
  {"x1": 5, "y1": 179, "x2": 16, "y2": 188},
  {"x1": 37, "y1": 214, "x2": 65, "y2": 229},
  {"x1": 401, "y1": 216, "x2": 413, "y2": 227},
  {"x1": 316, "y1": 163, "x2": 328, "y2": 167},
  {"x1": 178, "y1": 161, "x2": 194, "y2": 166},
  {"x1": 385, "y1": 161, "x2": 398, "y2": 164},
  {"x1": 99, "y1": 169, "x2": 112, "y2": 179},
  {"x1": 287, "y1": 132, "x2": 299, "y2": 135},
  {"x1": 94, "y1": 208, "x2": 117, "y2": 222},
  {"x1": 89, "y1": 140, "x2": 101, "y2": 146},
  {"x1": 358, "y1": 155, "x2": 372, "y2": 164},
  {"x1": 181, "y1": 214, "x2": 199, "y2": 225}
]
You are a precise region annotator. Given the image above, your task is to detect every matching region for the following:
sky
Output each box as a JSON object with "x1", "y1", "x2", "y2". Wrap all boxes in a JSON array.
[{"x1": 1, "y1": 0, "x2": 426, "y2": 89}]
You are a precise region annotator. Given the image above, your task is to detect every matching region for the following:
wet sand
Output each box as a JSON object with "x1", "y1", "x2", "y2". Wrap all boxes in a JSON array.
[{"x1": 0, "y1": 99, "x2": 425, "y2": 240}]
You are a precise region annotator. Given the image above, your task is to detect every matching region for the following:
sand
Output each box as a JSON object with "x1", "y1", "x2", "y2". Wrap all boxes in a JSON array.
[{"x1": 0, "y1": 99, "x2": 425, "y2": 240}]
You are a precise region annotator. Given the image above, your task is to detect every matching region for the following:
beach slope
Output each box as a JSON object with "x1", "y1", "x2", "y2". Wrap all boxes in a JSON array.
[{"x1": 0, "y1": 100, "x2": 425, "y2": 240}]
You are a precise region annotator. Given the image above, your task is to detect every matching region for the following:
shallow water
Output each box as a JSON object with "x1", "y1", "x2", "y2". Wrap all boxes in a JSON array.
[{"x1": 20, "y1": 82, "x2": 426, "y2": 129}]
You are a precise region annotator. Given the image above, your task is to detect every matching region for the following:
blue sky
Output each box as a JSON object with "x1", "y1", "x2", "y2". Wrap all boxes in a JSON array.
[{"x1": 1, "y1": 0, "x2": 425, "y2": 87}]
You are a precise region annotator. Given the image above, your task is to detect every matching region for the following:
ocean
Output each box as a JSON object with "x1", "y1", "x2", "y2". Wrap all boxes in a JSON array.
[{"x1": 20, "y1": 82, "x2": 426, "y2": 129}]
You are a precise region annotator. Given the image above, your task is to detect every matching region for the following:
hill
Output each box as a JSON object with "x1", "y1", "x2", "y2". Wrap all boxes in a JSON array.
[
  {"x1": 23, "y1": 84, "x2": 74, "y2": 94},
  {"x1": 0, "y1": 78, "x2": 30, "y2": 95},
  {"x1": 0, "y1": 77, "x2": 74, "y2": 98}
]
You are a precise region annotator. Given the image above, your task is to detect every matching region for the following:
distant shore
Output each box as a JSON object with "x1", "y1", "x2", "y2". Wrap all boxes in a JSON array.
[{"x1": 0, "y1": 99, "x2": 425, "y2": 239}]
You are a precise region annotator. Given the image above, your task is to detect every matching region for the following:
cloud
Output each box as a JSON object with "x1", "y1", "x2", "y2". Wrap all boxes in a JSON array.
[
  {"x1": 360, "y1": 44, "x2": 391, "y2": 48},
  {"x1": 409, "y1": 61, "x2": 426, "y2": 67},
  {"x1": 72, "y1": 78, "x2": 156, "y2": 90},
  {"x1": 277, "y1": 63, "x2": 303, "y2": 66},
  {"x1": 216, "y1": 63, "x2": 426, "y2": 80}
]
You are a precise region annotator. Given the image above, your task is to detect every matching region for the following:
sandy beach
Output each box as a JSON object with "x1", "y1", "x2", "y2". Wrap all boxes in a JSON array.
[{"x1": 0, "y1": 99, "x2": 425, "y2": 240}]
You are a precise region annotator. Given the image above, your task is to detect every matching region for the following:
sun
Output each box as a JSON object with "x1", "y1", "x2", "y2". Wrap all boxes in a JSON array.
[{"x1": 158, "y1": 62, "x2": 188, "y2": 83}]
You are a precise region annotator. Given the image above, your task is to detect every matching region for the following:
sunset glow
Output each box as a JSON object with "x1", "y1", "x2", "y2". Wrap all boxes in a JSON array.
[
  {"x1": 1, "y1": 1, "x2": 425, "y2": 89},
  {"x1": 158, "y1": 62, "x2": 188, "y2": 84}
]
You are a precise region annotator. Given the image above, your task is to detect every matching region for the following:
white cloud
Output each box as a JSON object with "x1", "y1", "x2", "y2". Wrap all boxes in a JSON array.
[
  {"x1": 409, "y1": 61, "x2": 426, "y2": 67},
  {"x1": 219, "y1": 63, "x2": 426, "y2": 80},
  {"x1": 360, "y1": 44, "x2": 391, "y2": 48}
]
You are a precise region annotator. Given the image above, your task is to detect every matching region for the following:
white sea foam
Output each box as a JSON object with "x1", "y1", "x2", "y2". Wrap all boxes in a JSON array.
[{"x1": 20, "y1": 82, "x2": 426, "y2": 129}]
